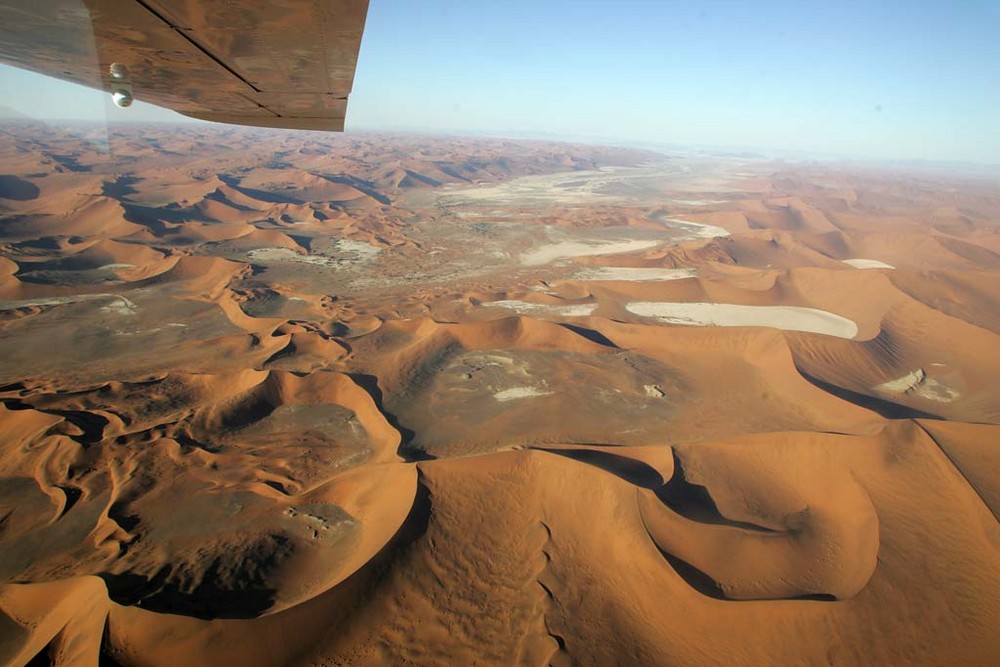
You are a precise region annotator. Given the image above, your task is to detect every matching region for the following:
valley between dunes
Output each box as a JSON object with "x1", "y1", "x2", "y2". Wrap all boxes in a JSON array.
[{"x1": 0, "y1": 122, "x2": 998, "y2": 665}]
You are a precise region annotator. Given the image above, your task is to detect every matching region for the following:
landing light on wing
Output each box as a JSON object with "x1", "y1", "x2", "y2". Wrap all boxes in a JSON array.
[{"x1": 109, "y1": 62, "x2": 133, "y2": 108}]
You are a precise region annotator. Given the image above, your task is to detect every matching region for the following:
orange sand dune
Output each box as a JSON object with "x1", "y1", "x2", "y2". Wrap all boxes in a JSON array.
[
  {"x1": 136, "y1": 255, "x2": 248, "y2": 298},
  {"x1": 1, "y1": 195, "x2": 147, "y2": 240},
  {"x1": 888, "y1": 268, "x2": 1000, "y2": 332}
]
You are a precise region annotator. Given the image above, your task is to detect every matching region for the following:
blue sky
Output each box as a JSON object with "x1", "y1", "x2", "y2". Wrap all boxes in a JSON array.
[{"x1": 1, "y1": 0, "x2": 998, "y2": 162}]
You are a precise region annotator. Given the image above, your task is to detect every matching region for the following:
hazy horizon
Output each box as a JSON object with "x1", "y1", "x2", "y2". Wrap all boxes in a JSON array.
[{"x1": 1, "y1": 1, "x2": 999, "y2": 164}]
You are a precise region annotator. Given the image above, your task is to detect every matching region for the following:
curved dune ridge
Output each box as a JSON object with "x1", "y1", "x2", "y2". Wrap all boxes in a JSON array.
[{"x1": 0, "y1": 123, "x2": 998, "y2": 665}]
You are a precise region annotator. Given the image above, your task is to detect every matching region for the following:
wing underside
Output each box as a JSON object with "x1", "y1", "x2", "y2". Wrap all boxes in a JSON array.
[{"x1": 0, "y1": 0, "x2": 369, "y2": 131}]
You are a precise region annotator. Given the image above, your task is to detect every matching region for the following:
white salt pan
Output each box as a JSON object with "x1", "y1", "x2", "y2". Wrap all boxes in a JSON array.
[
  {"x1": 521, "y1": 239, "x2": 661, "y2": 267},
  {"x1": 494, "y1": 387, "x2": 553, "y2": 402},
  {"x1": 842, "y1": 259, "x2": 895, "y2": 269},
  {"x1": 626, "y1": 301, "x2": 858, "y2": 339},
  {"x1": 483, "y1": 300, "x2": 596, "y2": 317},
  {"x1": 573, "y1": 267, "x2": 696, "y2": 282}
]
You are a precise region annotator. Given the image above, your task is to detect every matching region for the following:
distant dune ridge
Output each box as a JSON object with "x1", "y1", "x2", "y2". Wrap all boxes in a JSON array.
[{"x1": 0, "y1": 122, "x2": 998, "y2": 665}]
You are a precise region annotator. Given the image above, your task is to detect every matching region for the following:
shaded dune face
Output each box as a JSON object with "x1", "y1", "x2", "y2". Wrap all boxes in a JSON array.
[
  {"x1": 0, "y1": 124, "x2": 998, "y2": 665},
  {"x1": 0, "y1": 174, "x2": 41, "y2": 201}
]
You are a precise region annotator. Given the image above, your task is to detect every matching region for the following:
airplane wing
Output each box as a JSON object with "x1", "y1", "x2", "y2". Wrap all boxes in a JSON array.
[{"x1": 0, "y1": 0, "x2": 369, "y2": 131}]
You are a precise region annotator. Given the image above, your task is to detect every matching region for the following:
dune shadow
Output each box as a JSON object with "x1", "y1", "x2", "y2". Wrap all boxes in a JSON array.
[
  {"x1": 100, "y1": 175, "x2": 140, "y2": 199},
  {"x1": 10, "y1": 237, "x2": 62, "y2": 251},
  {"x1": 656, "y1": 450, "x2": 776, "y2": 533},
  {"x1": 218, "y1": 174, "x2": 302, "y2": 204},
  {"x1": 14, "y1": 406, "x2": 109, "y2": 446},
  {"x1": 0, "y1": 174, "x2": 41, "y2": 201},
  {"x1": 654, "y1": 548, "x2": 836, "y2": 602},
  {"x1": 97, "y1": 473, "x2": 433, "y2": 624},
  {"x1": 658, "y1": 550, "x2": 728, "y2": 599},
  {"x1": 41, "y1": 152, "x2": 91, "y2": 173},
  {"x1": 120, "y1": 203, "x2": 185, "y2": 236},
  {"x1": 319, "y1": 174, "x2": 391, "y2": 206},
  {"x1": 798, "y1": 369, "x2": 942, "y2": 420},
  {"x1": 204, "y1": 188, "x2": 259, "y2": 211},
  {"x1": 346, "y1": 372, "x2": 433, "y2": 462},
  {"x1": 98, "y1": 536, "x2": 290, "y2": 619},
  {"x1": 539, "y1": 447, "x2": 663, "y2": 488},
  {"x1": 558, "y1": 323, "x2": 619, "y2": 348}
]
